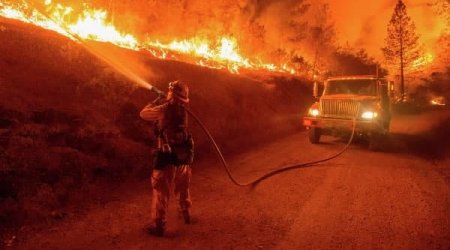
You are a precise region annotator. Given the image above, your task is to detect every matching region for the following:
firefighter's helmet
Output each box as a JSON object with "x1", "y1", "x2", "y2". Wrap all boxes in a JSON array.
[{"x1": 168, "y1": 80, "x2": 189, "y2": 103}]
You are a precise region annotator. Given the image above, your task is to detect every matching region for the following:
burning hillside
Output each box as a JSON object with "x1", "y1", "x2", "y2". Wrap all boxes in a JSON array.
[
  {"x1": 0, "y1": 15, "x2": 312, "y2": 231},
  {"x1": 0, "y1": 0, "x2": 297, "y2": 75},
  {"x1": 1, "y1": 1, "x2": 450, "y2": 247},
  {"x1": 1, "y1": 1, "x2": 326, "y2": 230},
  {"x1": 1, "y1": 0, "x2": 448, "y2": 81}
]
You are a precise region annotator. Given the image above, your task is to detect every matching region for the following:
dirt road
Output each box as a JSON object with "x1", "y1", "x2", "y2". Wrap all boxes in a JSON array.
[{"x1": 12, "y1": 111, "x2": 450, "y2": 249}]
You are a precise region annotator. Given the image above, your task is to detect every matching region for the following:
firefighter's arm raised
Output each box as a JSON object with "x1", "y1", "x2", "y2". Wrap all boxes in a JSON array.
[{"x1": 140, "y1": 103, "x2": 166, "y2": 122}]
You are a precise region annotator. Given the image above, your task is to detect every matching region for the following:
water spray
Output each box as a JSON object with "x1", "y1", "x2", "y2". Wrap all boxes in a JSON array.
[
  {"x1": 25, "y1": 1, "x2": 163, "y2": 95},
  {"x1": 28, "y1": 5, "x2": 358, "y2": 188}
]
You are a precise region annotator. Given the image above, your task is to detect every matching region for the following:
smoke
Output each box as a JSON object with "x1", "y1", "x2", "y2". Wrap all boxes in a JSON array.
[
  {"x1": 328, "y1": 0, "x2": 448, "y2": 60},
  {"x1": 35, "y1": 0, "x2": 448, "y2": 74},
  {"x1": 101, "y1": 0, "x2": 334, "y2": 69}
]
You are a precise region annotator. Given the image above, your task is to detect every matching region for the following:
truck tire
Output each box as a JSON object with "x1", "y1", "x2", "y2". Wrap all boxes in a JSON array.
[{"x1": 308, "y1": 127, "x2": 321, "y2": 144}]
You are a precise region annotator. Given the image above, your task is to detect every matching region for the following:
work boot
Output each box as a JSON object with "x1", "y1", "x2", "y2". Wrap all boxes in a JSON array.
[
  {"x1": 146, "y1": 220, "x2": 165, "y2": 237},
  {"x1": 182, "y1": 210, "x2": 191, "y2": 224}
]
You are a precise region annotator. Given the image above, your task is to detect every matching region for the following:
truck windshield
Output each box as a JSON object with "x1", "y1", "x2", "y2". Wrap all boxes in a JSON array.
[{"x1": 324, "y1": 79, "x2": 377, "y2": 96}]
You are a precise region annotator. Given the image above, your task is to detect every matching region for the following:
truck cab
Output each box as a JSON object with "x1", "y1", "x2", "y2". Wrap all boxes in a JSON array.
[{"x1": 303, "y1": 75, "x2": 392, "y2": 147}]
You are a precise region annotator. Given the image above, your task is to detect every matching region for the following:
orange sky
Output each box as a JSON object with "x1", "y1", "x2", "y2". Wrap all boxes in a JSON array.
[{"x1": 328, "y1": 0, "x2": 447, "y2": 60}]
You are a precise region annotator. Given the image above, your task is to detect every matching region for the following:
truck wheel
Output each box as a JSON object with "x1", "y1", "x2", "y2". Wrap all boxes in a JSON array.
[{"x1": 308, "y1": 127, "x2": 321, "y2": 144}]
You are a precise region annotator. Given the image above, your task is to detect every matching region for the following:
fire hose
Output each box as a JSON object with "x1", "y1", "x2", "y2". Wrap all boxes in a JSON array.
[
  {"x1": 30, "y1": 6, "x2": 358, "y2": 188},
  {"x1": 187, "y1": 108, "x2": 358, "y2": 188},
  {"x1": 153, "y1": 92, "x2": 358, "y2": 188}
]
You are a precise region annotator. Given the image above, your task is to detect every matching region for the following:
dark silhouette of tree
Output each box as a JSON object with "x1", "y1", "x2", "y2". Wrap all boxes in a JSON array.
[
  {"x1": 309, "y1": 4, "x2": 336, "y2": 79},
  {"x1": 382, "y1": 0, "x2": 421, "y2": 101},
  {"x1": 413, "y1": 67, "x2": 450, "y2": 105},
  {"x1": 330, "y1": 46, "x2": 387, "y2": 77}
]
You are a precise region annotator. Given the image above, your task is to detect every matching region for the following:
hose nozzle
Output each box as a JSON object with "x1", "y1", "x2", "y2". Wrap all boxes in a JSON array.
[{"x1": 150, "y1": 86, "x2": 166, "y2": 97}]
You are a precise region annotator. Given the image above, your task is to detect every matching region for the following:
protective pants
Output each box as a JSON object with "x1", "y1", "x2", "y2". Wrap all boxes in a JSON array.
[{"x1": 151, "y1": 165, "x2": 192, "y2": 226}]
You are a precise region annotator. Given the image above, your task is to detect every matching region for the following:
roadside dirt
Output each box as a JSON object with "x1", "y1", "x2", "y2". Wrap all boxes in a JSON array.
[{"x1": 5, "y1": 110, "x2": 449, "y2": 249}]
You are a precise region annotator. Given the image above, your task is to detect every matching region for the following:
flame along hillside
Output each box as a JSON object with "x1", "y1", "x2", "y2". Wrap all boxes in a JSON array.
[
  {"x1": 0, "y1": 0, "x2": 440, "y2": 83},
  {"x1": 0, "y1": 16, "x2": 312, "y2": 229},
  {"x1": 0, "y1": 0, "x2": 296, "y2": 75}
]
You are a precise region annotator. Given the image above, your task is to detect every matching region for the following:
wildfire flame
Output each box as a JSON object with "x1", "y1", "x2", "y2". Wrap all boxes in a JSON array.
[
  {"x1": 67, "y1": 9, "x2": 138, "y2": 49},
  {"x1": 0, "y1": 1, "x2": 296, "y2": 75}
]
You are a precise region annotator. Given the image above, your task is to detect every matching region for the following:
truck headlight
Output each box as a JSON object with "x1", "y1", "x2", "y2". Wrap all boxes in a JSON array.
[
  {"x1": 361, "y1": 111, "x2": 378, "y2": 119},
  {"x1": 309, "y1": 108, "x2": 320, "y2": 117}
]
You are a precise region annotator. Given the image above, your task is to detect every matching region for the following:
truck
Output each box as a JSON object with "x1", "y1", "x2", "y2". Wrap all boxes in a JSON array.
[{"x1": 303, "y1": 75, "x2": 393, "y2": 149}]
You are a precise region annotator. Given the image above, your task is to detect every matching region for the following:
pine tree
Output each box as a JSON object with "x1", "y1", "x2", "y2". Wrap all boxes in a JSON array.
[
  {"x1": 382, "y1": 0, "x2": 421, "y2": 101},
  {"x1": 310, "y1": 4, "x2": 335, "y2": 79}
]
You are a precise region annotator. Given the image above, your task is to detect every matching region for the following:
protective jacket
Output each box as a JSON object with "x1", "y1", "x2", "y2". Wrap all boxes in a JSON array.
[{"x1": 140, "y1": 101, "x2": 194, "y2": 169}]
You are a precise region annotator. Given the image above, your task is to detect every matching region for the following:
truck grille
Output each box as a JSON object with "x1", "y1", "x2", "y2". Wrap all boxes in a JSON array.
[{"x1": 320, "y1": 99, "x2": 359, "y2": 119}]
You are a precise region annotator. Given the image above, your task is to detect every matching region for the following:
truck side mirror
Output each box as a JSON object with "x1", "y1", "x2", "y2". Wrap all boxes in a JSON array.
[{"x1": 313, "y1": 81, "x2": 319, "y2": 98}]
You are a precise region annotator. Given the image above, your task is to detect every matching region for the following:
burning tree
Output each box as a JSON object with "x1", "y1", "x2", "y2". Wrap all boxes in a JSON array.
[
  {"x1": 432, "y1": 0, "x2": 450, "y2": 65},
  {"x1": 382, "y1": 0, "x2": 422, "y2": 101}
]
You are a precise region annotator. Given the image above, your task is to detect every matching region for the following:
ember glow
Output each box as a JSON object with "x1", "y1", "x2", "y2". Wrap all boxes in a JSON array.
[
  {"x1": 430, "y1": 96, "x2": 446, "y2": 106},
  {"x1": 0, "y1": 1, "x2": 296, "y2": 75},
  {"x1": 412, "y1": 52, "x2": 435, "y2": 69}
]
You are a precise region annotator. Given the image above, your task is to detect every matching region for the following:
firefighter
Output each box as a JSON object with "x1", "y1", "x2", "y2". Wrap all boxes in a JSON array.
[{"x1": 140, "y1": 80, "x2": 194, "y2": 237}]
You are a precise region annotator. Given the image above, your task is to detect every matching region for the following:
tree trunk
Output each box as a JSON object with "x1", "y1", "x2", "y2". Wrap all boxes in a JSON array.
[{"x1": 400, "y1": 34, "x2": 405, "y2": 102}]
